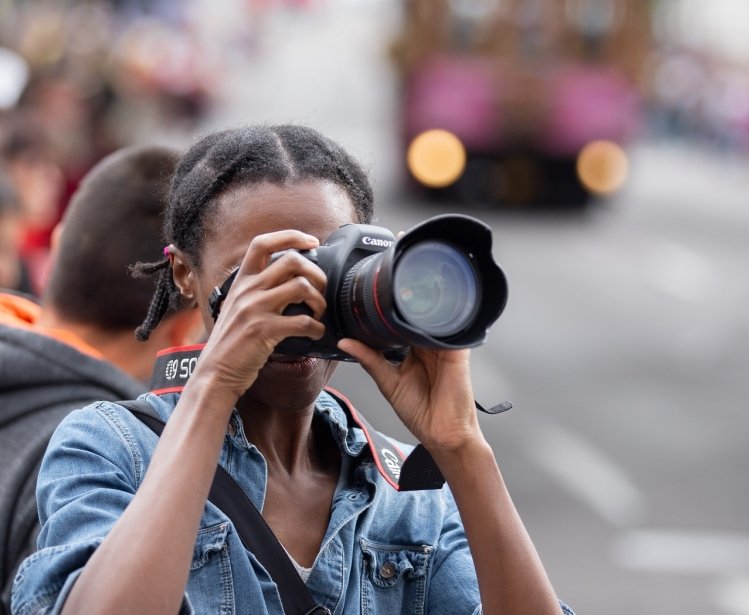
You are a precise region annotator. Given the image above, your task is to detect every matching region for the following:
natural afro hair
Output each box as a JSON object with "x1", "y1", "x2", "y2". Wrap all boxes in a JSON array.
[{"x1": 132, "y1": 124, "x2": 375, "y2": 341}]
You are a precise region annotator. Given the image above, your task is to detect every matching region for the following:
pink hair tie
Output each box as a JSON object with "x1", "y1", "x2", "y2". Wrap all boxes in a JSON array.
[{"x1": 163, "y1": 246, "x2": 170, "y2": 258}]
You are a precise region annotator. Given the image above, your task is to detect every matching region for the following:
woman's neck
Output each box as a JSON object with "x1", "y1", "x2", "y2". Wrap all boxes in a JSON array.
[{"x1": 237, "y1": 396, "x2": 338, "y2": 477}]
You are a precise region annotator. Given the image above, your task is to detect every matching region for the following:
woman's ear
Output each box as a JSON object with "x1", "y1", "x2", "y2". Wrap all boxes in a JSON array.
[{"x1": 170, "y1": 248, "x2": 197, "y2": 308}]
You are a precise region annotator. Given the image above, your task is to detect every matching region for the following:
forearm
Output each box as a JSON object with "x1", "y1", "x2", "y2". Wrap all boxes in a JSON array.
[
  {"x1": 62, "y1": 376, "x2": 237, "y2": 615},
  {"x1": 332, "y1": 340, "x2": 560, "y2": 611},
  {"x1": 431, "y1": 438, "x2": 561, "y2": 615}
]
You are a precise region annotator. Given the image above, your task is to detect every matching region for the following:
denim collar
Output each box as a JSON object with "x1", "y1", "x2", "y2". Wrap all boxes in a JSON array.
[{"x1": 314, "y1": 389, "x2": 369, "y2": 457}]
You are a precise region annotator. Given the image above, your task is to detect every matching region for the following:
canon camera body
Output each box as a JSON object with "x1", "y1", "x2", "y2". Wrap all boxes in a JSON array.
[{"x1": 208, "y1": 214, "x2": 508, "y2": 361}]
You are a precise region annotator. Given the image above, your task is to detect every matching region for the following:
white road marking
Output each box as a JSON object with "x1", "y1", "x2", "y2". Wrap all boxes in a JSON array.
[
  {"x1": 472, "y1": 349, "x2": 646, "y2": 527},
  {"x1": 612, "y1": 529, "x2": 749, "y2": 574},
  {"x1": 527, "y1": 424, "x2": 645, "y2": 527}
]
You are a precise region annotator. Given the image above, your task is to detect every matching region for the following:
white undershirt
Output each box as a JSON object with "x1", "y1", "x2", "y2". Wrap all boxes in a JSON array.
[{"x1": 283, "y1": 547, "x2": 313, "y2": 582}]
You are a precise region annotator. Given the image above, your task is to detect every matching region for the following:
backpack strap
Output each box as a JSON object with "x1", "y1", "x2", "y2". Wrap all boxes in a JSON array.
[{"x1": 117, "y1": 400, "x2": 330, "y2": 615}]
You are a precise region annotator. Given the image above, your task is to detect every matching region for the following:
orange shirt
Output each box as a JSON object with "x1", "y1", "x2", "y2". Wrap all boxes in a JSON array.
[{"x1": 0, "y1": 293, "x2": 104, "y2": 360}]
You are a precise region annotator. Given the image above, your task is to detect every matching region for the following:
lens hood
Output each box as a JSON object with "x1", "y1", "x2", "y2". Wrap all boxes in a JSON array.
[{"x1": 370, "y1": 214, "x2": 508, "y2": 349}]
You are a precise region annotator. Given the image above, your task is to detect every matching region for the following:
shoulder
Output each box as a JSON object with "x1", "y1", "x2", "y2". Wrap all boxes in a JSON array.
[
  {"x1": 41, "y1": 395, "x2": 169, "y2": 491},
  {"x1": 51, "y1": 393, "x2": 174, "y2": 439},
  {"x1": 51, "y1": 396, "x2": 149, "y2": 440}
]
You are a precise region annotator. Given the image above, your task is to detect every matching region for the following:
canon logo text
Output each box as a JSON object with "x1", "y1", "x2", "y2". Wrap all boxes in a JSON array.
[
  {"x1": 381, "y1": 448, "x2": 401, "y2": 479},
  {"x1": 362, "y1": 236, "x2": 394, "y2": 248}
]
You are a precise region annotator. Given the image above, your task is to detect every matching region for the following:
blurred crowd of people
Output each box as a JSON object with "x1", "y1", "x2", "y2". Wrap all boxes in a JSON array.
[
  {"x1": 648, "y1": 46, "x2": 749, "y2": 152},
  {"x1": 0, "y1": 0, "x2": 217, "y2": 296},
  {"x1": 647, "y1": 0, "x2": 749, "y2": 151},
  {"x1": 0, "y1": 0, "x2": 323, "y2": 296}
]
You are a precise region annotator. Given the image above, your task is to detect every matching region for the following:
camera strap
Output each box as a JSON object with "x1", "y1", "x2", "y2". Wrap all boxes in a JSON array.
[
  {"x1": 323, "y1": 387, "x2": 512, "y2": 492},
  {"x1": 148, "y1": 346, "x2": 512, "y2": 492},
  {"x1": 323, "y1": 387, "x2": 446, "y2": 491}
]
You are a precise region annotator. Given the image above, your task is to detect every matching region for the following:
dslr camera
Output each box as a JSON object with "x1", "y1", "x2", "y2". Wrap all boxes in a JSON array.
[{"x1": 209, "y1": 214, "x2": 508, "y2": 361}]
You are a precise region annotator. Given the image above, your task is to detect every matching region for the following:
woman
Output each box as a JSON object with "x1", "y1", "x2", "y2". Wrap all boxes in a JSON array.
[{"x1": 12, "y1": 125, "x2": 574, "y2": 614}]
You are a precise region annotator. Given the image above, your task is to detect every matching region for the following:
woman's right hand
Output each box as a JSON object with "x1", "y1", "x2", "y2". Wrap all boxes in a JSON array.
[{"x1": 193, "y1": 230, "x2": 327, "y2": 400}]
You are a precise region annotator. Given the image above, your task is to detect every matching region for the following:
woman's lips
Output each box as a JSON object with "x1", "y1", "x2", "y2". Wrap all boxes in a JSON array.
[{"x1": 266, "y1": 354, "x2": 320, "y2": 375}]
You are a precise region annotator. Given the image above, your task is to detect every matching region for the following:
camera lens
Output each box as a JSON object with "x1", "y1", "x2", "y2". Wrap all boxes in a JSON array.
[{"x1": 393, "y1": 241, "x2": 479, "y2": 337}]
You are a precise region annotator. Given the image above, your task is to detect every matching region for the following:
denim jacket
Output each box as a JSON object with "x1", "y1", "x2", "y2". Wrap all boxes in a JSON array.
[{"x1": 12, "y1": 390, "x2": 574, "y2": 615}]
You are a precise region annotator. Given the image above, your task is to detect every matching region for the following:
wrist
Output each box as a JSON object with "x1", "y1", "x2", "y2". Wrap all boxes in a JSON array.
[
  {"x1": 416, "y1": 400, "x2": 484, "y2": 456},
  {"x1": 188, "y1": 362, "x2": 254, "y2": 408},
  {"x1": 175, "y1": 368, "x2": 242, "y2": 424},
  {"x1": 427, "y1": 433, "x2": 494, "y2": 469}
]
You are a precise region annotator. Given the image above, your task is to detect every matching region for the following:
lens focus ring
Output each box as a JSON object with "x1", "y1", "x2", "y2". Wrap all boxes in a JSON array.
[{"x1": 340, "y1": 254, "x2": 400, "y2": 348}]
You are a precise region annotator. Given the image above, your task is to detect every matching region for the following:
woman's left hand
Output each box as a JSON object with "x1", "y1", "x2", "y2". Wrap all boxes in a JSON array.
[{"x1": 336, "y1": 339, "x2": 484, "y2": 453}]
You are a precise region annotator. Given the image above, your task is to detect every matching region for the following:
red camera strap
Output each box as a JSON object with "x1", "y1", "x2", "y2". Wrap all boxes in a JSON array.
[{"x1": 148, "y1": 346, "x2": 445, "y2": 491}]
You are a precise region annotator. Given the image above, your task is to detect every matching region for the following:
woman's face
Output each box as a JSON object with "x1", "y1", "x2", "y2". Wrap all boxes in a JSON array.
[{"x1": 181, "y1": 179, "x2": 358, "y2": 406}]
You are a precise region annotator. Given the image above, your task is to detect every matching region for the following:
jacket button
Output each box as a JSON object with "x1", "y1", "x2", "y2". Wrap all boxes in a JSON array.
[{"x1": 379, "y1": 562, "x2": 396, "y2": 579}]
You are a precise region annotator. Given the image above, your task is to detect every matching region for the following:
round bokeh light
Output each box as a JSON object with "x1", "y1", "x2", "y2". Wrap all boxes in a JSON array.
[
  {"x1": 576, "y1": 140, "x2": 630, "y2": 195},
  {"x1": 407, "y1": 129, "x2": 467, "y2": 188}
]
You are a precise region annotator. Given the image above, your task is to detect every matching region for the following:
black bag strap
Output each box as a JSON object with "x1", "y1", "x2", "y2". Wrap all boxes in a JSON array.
[{"x1": 117, "y1": 400, "x2": 329, "y2": 615}]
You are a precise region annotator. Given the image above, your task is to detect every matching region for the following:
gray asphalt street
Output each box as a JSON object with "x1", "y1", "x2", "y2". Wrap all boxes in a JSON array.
[{"x1": 201, "y1": 3, "x2": 749, "y2": 612}]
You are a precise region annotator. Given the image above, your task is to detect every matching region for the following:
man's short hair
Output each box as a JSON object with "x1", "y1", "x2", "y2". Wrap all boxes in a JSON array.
[{"x1": 43, "y1": 145, "x2": 180, "y2": 331}]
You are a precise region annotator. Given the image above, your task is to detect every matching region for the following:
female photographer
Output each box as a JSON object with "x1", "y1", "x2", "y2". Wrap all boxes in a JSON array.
[{"x1": 12, "y1": 125, "x2": 574, "y2": 614}]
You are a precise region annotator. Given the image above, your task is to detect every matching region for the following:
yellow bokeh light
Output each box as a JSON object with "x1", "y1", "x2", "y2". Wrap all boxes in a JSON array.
[
  {"x1": 407, "y1": 129, "x2": 467, "y2": 188},
  {"x1": 576, "y1": 140, "x2": 629, "y2": 195}
]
